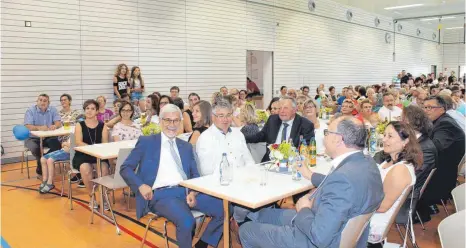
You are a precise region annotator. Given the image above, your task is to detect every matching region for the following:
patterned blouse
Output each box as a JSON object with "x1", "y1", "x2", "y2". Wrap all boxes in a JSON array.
[{"x1": 111, "y1": 122, "x2": 142, "y2": 141}]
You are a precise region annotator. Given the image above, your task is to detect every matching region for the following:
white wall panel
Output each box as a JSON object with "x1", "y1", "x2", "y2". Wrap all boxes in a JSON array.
[{"x1": 0, "y1": 0, "x2": 448, "y2": 161}]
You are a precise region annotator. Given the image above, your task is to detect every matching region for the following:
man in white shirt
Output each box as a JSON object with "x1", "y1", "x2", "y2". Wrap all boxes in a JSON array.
[
  {"x1": 196, "y1": 99, "x2": 255, "y2": 176},
  {"x1": 377, "y1": 92, "x2": 402, "y2": 121},
  {"x1": 120, "y1": 104, "x2": 224, "y2": 248},
  {"x1": 196, "y1": 99, "x2": 256, "y2": 242}
]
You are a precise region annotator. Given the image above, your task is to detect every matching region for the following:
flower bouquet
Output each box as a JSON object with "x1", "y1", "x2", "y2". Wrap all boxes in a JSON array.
[
  {"x1": 268, "y1": 142, "x2": 297, "y2": 172},
  {"x1": 142, "y1": 122, "x2": 161, "y2": 136},
  {"x1": 256, "y1": 109, "x2": 269, "y2": 124}
]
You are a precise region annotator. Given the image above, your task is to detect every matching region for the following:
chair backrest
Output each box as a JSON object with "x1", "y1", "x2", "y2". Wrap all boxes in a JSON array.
[
  {"x1": 419, "y1": 168, "x2": 437, "y2": 197},
  {"x1": 457, "y1": 155, "x2": 465, "y2": 176},
  {"x1": 438, "y1": 210, "x2": 466, "y2": 248},
  {"x1": 69, "y1": 133, "x2": 76, "y2": 162},
  {"x1": 377, "y1": 185, "x2": 414, "y2": 243},
  {"x1": 114, "y1": 148, "x2": 133, "y2": 182},
  {"x1": 452, "y1": 183, "x2": 466, "y2": 212},
  {"x1": 340, "y1": 212, "x2": 374, "y2": 248}
]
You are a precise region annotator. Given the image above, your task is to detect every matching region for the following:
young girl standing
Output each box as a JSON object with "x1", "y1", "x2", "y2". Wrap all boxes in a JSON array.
[
  {"x1": 129, "y1": 66, "x2": 145, "y2": 109},
  {"x1": 113, "y1": 64, "x2": 130, "y2": 99}
]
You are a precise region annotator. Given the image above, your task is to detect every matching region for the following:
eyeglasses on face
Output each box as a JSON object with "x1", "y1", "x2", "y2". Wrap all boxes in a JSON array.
[
  {"x1": 423, "y1": 106, "x2": 443, "y2": 111},
  {"x1": 162, "y1": 118, "x2": 181, "y2": 125},
  {"x1": 160, "y1": 101, "x2": 170, "y2": 105},
  {"x1": 323, "y1": 129, "x2": 345, "y2": 140},
  {"x1": 213, "y1": 113, "x2": 233, "y2": 119},
  {"x1": 121, "y1": 109, "x2": 133, "y2": 113}
]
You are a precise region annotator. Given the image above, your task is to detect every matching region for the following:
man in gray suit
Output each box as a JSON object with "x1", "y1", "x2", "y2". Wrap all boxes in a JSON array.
[{"x1": 239, "y1": 116, "x2": 384, "y2": 248}]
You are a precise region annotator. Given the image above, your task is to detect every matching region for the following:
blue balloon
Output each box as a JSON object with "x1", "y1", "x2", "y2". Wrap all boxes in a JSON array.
[{"x1": 13, "y1": 125, "x2": 30, "y2": 141}]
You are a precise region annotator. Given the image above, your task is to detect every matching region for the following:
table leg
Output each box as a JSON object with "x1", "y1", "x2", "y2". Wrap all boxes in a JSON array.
[
  {"x1": 223, "y1": 199, "x2": 230, "y2": 248},
  {"x1": 97, "y1": 158, "x2": 104, "y2": 215},
  {"x1": 39, "y1": 137, "x2": 44, "y2": 156}
]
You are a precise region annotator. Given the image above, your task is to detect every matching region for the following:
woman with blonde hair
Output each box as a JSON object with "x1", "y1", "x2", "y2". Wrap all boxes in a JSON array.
[
  {"x1": 296, "y1": 96, "x2": 307, "y2": 115},
  {"x1": 302, "y1": 99, "x2": 327, "y2": 154},
  {"x1": 129, "y1": 66, "x2": 145, "y2": 109},
  {"x1": 95, "y1": 95, "x2": 113, "y2": 123},
  {"x1": 237, "y1": 104, "x2": 261, "y2": 136},
  {"x1": 113, "y1": 64, "x2": 130, "y2": 99}
]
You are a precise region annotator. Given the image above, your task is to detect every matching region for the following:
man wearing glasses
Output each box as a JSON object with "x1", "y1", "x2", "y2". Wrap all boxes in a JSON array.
[
  {"x1": 420, "y1": 96, "x2": 465, "y2": 218},
  {"x1": 239, "y1": 116, "x2": 384, "y2": 248},
  {"x1": 120, "y1": 104, "x2": 224, "y2": 248}
]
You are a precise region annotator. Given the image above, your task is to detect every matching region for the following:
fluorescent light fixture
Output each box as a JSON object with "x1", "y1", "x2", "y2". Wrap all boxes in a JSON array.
[
  {"x1": 446, "y1": 27, "x2": 464, "y2": 30},
  {"x1": 421, "y1": 16, "x2": 456, "y2": 21},
  {"x1": 384, "y1": 4, "x2": 424, "y2": 10}
]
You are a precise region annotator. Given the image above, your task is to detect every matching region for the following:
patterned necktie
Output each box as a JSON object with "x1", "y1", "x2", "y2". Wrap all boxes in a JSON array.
[
  {"x1": 168, "y1": 139, "x2": 187, "y2": 180},
  {"x1": 281, "y1": 122, "x2": 289, "y2": 142}
]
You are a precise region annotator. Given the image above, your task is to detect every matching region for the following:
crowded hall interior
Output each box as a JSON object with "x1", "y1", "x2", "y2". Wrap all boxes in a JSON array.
[{"x1": 1, "y1": 0, "x2": 465, "y2": 247}]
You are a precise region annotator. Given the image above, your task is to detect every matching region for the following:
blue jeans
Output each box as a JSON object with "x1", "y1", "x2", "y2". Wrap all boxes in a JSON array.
[{"x1": 131, "y1": 91, "x2": 143, "y2": 101}]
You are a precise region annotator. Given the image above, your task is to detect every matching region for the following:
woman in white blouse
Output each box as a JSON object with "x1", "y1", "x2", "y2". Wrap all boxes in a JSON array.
[
  {"x1": 367, "y1": 121, "x2": 420, "y2": 247},
  {"x1": 112, "y1": 102, "x2": 142, "y2": 141}
]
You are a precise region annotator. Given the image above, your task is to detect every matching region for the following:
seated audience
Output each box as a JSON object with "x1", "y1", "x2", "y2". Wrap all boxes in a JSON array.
[
  {"x1": 240, "y1": 116, "x2": 384, "y2": 248},
  {"x1": 105, "y1": 99, "x2": 125, "y2": 129},
  {"x1": 356, "y1": 99, "x2": 380, "y2": 127},
  {"x1": 24, "y1": 94, "x2": 62, "y2": 176},
  {"x1": 120, "y1": 104, "x2": 224, "y2": 248},
  {"x1": 296, "y1": 96, "x2": 307, "y2": 115},
  {"x1": 59, "y1": 93, "x2": 81, "y2": 123},
  {"x1": 111, "y1": 101, "x2": 142, "y2": 141},
  {"x1": 188, "y1": 100, "x2": 212, "y2": 145},
  {"x1": 266, "y1": 97, "x2": 281, "y2": 115},
  {"x1": 183, "y1": 93, "x2": 200, "y2": 133},
  {"x1": 159, "y1": 95, "x2": 174, "y2": 110},
  {"x1": 400, "y1": 106, "x2": 437, "y2": 223},
  {"x1": 145, "y1": 94, "x2": 160, "y2": 125},
  {"x1": 377, "y1": 92, "x2": 402, "y2": 122},
  {"x1": 220, "y1": 86, "x2": 229, "y2": 96},
  {"x1": 72, "y1": 100, "x2": 109, "y2": 209},
  {"x1": 420, "y1": 96, "x2": 465, "y2": 220},
  {"x1": 170, "y1": 86, "x2": 181, "y2": 100},
  {"x1": 39, "y1": 136, "x2": 71, "y2": 193},
  {"x1": 367, "y1": 121, "x2": 421, "y2": 246},
  {"x1": 245, "y1": 96, "x2": 315, "y2": 163},
  {"x1": 211, "y1": 92, "x2": 222, "y2": 104},
  {"x1": 120, "y1": 93, "x2": 141, "y2": 119},
  {"x1": 196, "y1": 99, "x2": 255, "y2": 175},
  {"x1": 237, "y1": 104, "x2": 260, "y2": 136},
  {"x1": 287, "y1": 88, "x2": 297, "y2": 99},
  {"x1": 239, "y1": 90, "x2": 247, "y2": 105},
  {"x1": 451, "y1": 88, "x2": 466, "y2": 116},
  {"x1": 302, "y1": 99, "x2": 327, "y2": 154},
  {"x1": 96, "y1": 95, "x2": 113, "y2": 123},
  {"x1": 438, "y1": 95, "x2": 465, "y2": 132},
  {"x1": 113, "y1": 63, "x2": 130, "y2": 99},
  {"x1": 301, "y1": 86, "x2": 310, "y2": 98},
  {"x1": 280, "y1": 86, "x2": 287, "y2": 97}
]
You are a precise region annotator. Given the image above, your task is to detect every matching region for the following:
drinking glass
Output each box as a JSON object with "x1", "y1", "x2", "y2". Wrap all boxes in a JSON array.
[
  {"x1": 260, "y1": 167, "x2": 268, "y2": 186},
  {"x1": 104, "y1": 113, "x2": 110, "y2": 124}
]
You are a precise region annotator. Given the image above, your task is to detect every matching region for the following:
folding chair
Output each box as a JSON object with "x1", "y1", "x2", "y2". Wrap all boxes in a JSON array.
[
  {"x1": 451, "y1": 183, "x2": 465, "y2": 212},
  {"x1": 141, "y1": 210, "x2": 206, "y2": 248},
  {"x1": 89, "y1": 148, "x2": 133, "y2": 235},
  {"x1": 438, "y1": 210, "x2": 466, "y2": 248},
  {"x1": 415, "y1": 168, "x2": 437, "y2": 230},
  {"x1": 340, "y1": 212, "x2": 374, "y2": 248}
]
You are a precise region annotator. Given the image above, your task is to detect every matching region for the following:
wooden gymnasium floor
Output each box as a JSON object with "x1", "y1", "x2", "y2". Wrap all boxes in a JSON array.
[{"x1": 1, "y1": 161, "x2": 453, "y2": 248}]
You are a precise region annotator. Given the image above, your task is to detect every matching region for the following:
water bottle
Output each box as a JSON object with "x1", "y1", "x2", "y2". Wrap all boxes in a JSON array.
[
  {"x1": 369, "y1": 127, "x2": 378, "y2": 156},
  {"x1": 220, "y1": 153, "x2": 231, "y2": 186},
  {"x1": 292, "y1": 150, "x2": 302, "y2": 181}
]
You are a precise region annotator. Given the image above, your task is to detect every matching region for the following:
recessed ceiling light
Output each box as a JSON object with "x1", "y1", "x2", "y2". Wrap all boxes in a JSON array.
[
  {"x1": 384, "y1": 4, "x2": 424, "y2": 10},
  {"x1": 446, "y1": 27, "x2": 464, "y2": 30},
  {"x1": 421, "y1": 16, "x2": 456, "y2": 21}
]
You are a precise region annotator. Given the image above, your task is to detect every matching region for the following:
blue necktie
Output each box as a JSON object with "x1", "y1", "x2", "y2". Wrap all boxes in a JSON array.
[{"x1": 281, "y1": 122, "x2": 289, "y2": 142}]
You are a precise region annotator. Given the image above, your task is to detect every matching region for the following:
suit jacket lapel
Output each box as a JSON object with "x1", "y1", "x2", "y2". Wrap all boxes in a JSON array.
[
  {"x1": 289, "y1": 115, "x2": 301, "y2": 142},
  {"x1": 271, "y1": 117, "x2": 282, "y2": 143},
  {"x1": 176, "y1": 138, "x2": 189, "y2": 176},
  {"x1": 148, "y1": 134, "x2": 162, "y2": 185}
]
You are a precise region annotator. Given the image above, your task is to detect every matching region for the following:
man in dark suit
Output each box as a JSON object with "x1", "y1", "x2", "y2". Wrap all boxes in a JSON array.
[
  {"x1": 120, "y1": 104, "x2": 224, "y2": 248},
  {"x1": 239, "y1": 116, "x2": 384, "y2": 248},
  {"x1": 245, "y1": 96, "x2": 315, "y2": 162},
  {"x1": 421, "y1": 96, "x2": 465, "y2": 216}
]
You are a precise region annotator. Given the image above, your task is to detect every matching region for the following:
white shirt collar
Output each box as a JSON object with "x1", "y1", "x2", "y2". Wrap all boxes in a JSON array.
[
  {"x1": 282, "y1": 117, "x2": 295, "y2": 126},
  {"x1": 161, "y1": 131, "x2": 176, "y2": 144},
  {"x1": 213, "y1": 124, "x2": 232, "y2": 135},
  {"x1": 330, "y1": 150, "x2": 361, "y2": 169},
  {"x1": 416, "y1": 132, "x2": 422, "y2": 139}
]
